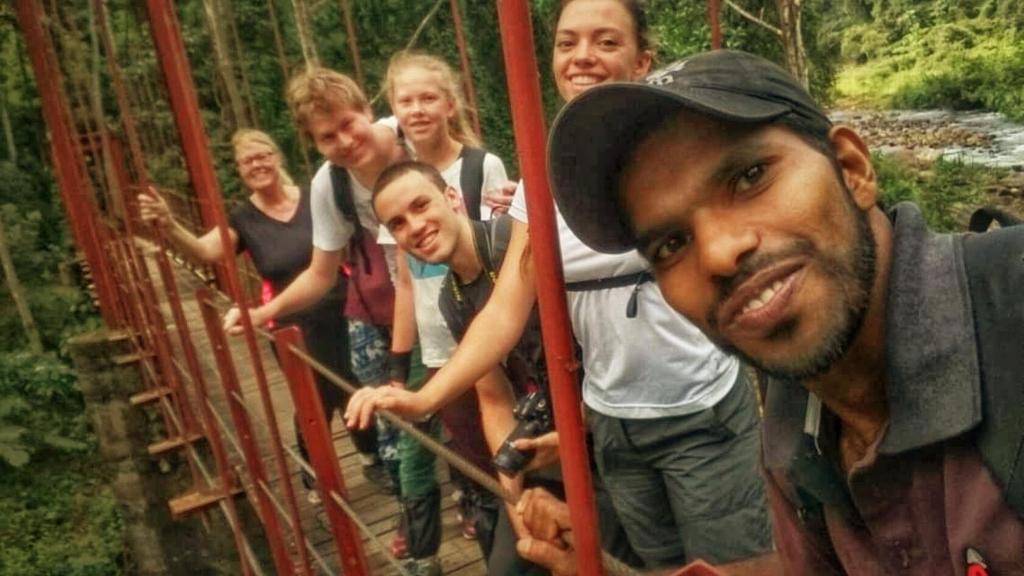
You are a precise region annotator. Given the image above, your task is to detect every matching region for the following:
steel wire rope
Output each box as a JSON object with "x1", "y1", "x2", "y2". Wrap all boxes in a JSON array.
[
  {"x1": 279, "y1": 443, "x2": 414, "y2": 576},
  {"x1": 143, "y1": 361, "x2": 268, "y2": 576},
  {"x1": 199, "y1": 380, "x2": 335, "y2": 576},
  {"x1": 259, "y1": 326, "x2": 640, "y2": 576},
  {"x1": 200, "y1": 273, "x2": 642, "y2": 575}
]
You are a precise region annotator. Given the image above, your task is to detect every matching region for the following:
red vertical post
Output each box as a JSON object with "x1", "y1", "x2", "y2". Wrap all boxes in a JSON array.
[
  {"x1": 143, "y1": 7, "x2": 313, "y2": 574},
  {"x1": 450, "y1": 0, "x2": 482, "y2": 137},
  {"x1": 708, "y1": 0, "x2": 723, "y2": 49},
  {"x1": 275, "y1": 327, "x2": 370, "y2": 576},
  {"x1": 197, "y1": 290, "x2": 297, "y2": 576},
  {"x1": 143, "y1": 0, "x2": 234, "y2": 294},
  {"x1": 14, "y1": 0, "x2": 121, "y2": 327},
  {"x1": 496, "y1": 1, "x2": 603, "y2": 575}
]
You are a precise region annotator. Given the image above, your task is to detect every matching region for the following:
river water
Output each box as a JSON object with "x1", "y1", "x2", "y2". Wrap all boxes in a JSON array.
[{"x1": 830, "y1": 109, "x2": 1024, "y2": 170}]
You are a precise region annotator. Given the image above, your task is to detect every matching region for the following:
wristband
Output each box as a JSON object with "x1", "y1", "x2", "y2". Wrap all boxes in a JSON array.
[{"x1": 388, "y1": 350, "x2": 412, "y2": 383}]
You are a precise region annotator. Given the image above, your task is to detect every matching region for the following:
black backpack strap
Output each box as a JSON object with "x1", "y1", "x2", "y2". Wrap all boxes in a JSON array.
[
  {"x1": 968, "y1": 206, "x2": 1023, "y2": 232},
  {"x1": 459, "y1": 146, "x2": 487, "y2": 221},
  {"x1": 329, "y1": 164, "x2": 370, "y2": 272},
  {"x1": 484, "y1": 214, "x2": 514, "y2": 274},
  {"x1": 962, "y1": 224, "x2": 1024, "y2": 518}
]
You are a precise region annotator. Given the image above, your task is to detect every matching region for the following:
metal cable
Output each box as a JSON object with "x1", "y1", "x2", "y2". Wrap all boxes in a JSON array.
[
  {"x1": 256, "y1": 479, "x2": 334, "y2": 576},
  {"x1": 181, "y1": 263, "x2": 640, "y2": 574},
  {"x1": 278, "y1": 339, "x2": 640, "y2": 576},
  {"x1": 279, "y1": 443, "x2": 414, "y2": 576}
]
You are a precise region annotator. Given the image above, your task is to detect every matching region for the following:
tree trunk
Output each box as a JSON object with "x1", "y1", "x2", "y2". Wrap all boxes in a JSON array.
[
  {"x1": 0, "y1": 216, "x2": 43, "y2": 353},
  {"x1": 291, "y1": 0, "x2": 320, "y2": 68},
  {"x1": 776, "y1": 0, "x2": 809, "y2": 89},
  {"x1": 0, "y1": 87, "x2": 17, "y2": 164},
  {"x1": 201, "y1": 0, "x2": 248, "y2": 130},
  {"x1": 88, "y1": 0, "x2": 124, "y2": 220},
  {"x1": 265, "y1": 0, "x2": 292, "y2": 81},
  {"x1": 339, "y1": 0, "x2": 365, "y2": 89},
  {"x1": 225, "y1": 0, "x2": 259, "y2": 127}
]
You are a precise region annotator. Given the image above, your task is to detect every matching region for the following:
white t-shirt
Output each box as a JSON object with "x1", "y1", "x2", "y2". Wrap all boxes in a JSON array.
[
  {"x1": 309, "y1": 116, "x2": 401, "y2": 252},
  {"x1": 408, "y1": 150, "x2": 509, "y2": 367},
  {"x1": 509, "y1": 183, "x2": 738, "y2": 419}
]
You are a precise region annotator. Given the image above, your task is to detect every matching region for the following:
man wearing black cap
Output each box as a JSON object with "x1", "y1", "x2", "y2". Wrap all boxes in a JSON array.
[{"x1": 521, "y1": 50, "x2": 1024, "y2": 574}]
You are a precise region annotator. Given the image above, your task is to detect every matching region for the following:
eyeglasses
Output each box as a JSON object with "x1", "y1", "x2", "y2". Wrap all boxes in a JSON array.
[{"x1": 238, "y1": 151, "x2": 274, "y2": 168}]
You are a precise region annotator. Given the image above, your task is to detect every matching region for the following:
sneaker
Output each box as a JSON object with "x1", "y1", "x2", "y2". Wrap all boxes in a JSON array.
[
  {"x1": 306, "y1": 490, "x2": 322, "y2": 506},
  {"x1": 390, "y1": 533, "x2": 409, "y2": 560},
  {"x1": 362, "y1": 462, "x2": 396, "y2": 495},
  {"x1": 405, "y1": 557, "x2": 441, "y2": 576}
]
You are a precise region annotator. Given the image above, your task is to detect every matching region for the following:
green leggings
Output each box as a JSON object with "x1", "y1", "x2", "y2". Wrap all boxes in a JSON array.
[{"x1": 398, "y1": 347, "x2": 440, "y2": 498}]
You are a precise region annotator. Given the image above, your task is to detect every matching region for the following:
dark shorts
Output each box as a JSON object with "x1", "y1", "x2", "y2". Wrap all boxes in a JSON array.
[{"x1": 588, "y1": 368, "x2": 773, "y2": 567}]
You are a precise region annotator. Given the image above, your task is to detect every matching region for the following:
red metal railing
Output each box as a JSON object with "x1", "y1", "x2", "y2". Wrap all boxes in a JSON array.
[{"x1": 13, "y1": 0, "x2": 730, "y2": 573}]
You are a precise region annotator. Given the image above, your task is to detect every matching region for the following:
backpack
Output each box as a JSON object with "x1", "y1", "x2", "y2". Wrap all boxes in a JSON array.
[
  {"x1": 458, "y1": 146, "x2": 487, "y2": 221},
  {"x1": 329, "y1": 165, "x2": 395, "y2": 326}
]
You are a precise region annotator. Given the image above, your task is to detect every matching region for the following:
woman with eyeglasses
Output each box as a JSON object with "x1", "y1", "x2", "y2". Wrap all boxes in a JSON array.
[{"x1": 138, "y1": 128, "x2": 383, "y2": 504}]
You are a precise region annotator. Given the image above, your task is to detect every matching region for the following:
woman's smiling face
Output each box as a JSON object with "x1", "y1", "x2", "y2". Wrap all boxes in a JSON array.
[{"x1": 551, "y1": 0, "x2": 652, "y2": 102}]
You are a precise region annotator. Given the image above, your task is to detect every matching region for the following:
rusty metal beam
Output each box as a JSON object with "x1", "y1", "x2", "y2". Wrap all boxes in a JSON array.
[
  {"x1": 275, "y1": 326, "x2": 371, "y2": 576},
  {"x1": 496, "y1": 1, "x2": 604, "y2": 574},
  {"x1": 14, "y1": 0, "x2": 121, "y2": 327}
]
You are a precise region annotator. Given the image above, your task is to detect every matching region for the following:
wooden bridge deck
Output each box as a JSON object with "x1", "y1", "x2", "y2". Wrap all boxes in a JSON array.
[{"x1": 143, "y1": 245, "x2": 486, "y2": 575}]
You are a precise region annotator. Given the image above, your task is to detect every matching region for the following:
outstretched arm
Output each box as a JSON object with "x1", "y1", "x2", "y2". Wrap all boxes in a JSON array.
[
  {"x1": 138, "y1": 186, "x2": 235, "y2": 263},
  {"x1": 223, "y1": 246, "x2": 341, "y2": 333}
]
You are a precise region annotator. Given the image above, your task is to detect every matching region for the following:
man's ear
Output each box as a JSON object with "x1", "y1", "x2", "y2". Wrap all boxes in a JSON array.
[
  {"x1": 830, "y1": 125, "x2": 877, "y2": 210},
  {"x1": 444, "y1": 186, "x2": 464, "y2": 214}
]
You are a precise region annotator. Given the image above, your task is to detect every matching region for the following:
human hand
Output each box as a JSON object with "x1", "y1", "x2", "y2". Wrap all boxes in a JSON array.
[
  {"x1": 222, "y1": 306, "x2": 268, "y2": 335},
  {"x1": 515, "y1": 487, "x2": 575, "y2": 575},
  {"x1": 482, "y1": 181, "x2": 517, "y2": 216},
  {"x1": 512, "y1": 431, "x2": 560, "y2": 471},
  {"x1": 344, "y1": 385, "x2": 429, "y2": 430},
  {"x1": 137, "y1": 186, "x2": 173, "y2": 231}
]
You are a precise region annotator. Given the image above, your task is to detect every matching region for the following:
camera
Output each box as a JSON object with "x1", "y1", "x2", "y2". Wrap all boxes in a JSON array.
[{"x1": 492, "y1": 391, "x2": 553, "y2": 476}]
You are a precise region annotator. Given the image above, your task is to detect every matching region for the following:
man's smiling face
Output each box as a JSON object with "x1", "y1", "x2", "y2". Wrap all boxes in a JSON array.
[
  {"x1": 621, "y1": 111, "x2": 877, "y2": 380},
  {"x1": 374, "y1": 170, "x2": 462, "y2": 264}
]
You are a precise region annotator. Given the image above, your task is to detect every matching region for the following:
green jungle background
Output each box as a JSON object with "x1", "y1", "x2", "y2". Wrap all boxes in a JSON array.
[{"x1": 0, "y1": 0, "x2": 1021, "y2": 573}]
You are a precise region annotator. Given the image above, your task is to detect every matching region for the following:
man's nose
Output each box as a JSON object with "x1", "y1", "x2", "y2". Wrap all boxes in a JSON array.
[{"x1": 692, "y1": 208, "x2": 758, "y2": 280}]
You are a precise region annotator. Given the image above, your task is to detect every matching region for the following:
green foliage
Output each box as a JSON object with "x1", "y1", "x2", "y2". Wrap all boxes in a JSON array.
[
  {"x1": 834, "y1": 6, "x2": 1024, "y2": 120},
  {"x1": 0, "y1": 458, "x2": 123, "y2": 575},
  {"x1": 0, "y1": 351, "x2": 90, "y2": 469},
  {"x1": 874, "y1": 153, "x2": 1001, "y2": 232}
]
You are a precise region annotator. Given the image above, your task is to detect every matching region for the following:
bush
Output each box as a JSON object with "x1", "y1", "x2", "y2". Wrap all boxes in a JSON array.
[
  {"x1": 0, "y1": 459, "x2": 123, "y2": 576},
  {"x1": 874, "y1": 153, "x2": 1001, "y2": 232},
  {"x1": 837, "y1": 19, "x2": 1024, "y2": 121}
]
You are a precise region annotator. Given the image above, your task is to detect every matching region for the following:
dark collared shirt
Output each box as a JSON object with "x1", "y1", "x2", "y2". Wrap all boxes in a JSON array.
[{"x1": 763, "y1": 204, "x2": 1024, "y2": 575}]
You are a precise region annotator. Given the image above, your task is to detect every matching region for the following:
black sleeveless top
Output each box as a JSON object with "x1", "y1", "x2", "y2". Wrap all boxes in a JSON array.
[{"x1": 228, "y1": 186, "x2": 344, "y2": 323}]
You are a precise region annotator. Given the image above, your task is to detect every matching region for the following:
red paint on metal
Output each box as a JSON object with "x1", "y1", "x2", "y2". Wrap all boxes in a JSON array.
[
  {"x1": 275, "y1": 327, "x2": 371, "y2": 576},
  {"x1": 144, "y1": 4, "x2": 313, "y2": 573},
  {"x1": 197, "y1": 290, "x2": 296, "y2": 576},
  {"x1": 496, "y1": 2, "x2": 603, "y2": 574},
  {"x1": 709, "y1": 0, "x2": 723, "y2": 49},
  {"x1": 143, "y1": 0, "x2": 234, "y2": 293},
  {"x1": 14, "y1": 0, "x2": 121, "y2": 327}
]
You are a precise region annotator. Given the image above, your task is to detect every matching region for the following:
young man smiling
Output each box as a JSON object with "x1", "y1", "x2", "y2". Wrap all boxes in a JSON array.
[
  {"x1": 370, "y1": 161, "x2": 555, "y2": 575},
  {"x1": 540, "y1": 50, "x2": 1024, "y2": 575}
]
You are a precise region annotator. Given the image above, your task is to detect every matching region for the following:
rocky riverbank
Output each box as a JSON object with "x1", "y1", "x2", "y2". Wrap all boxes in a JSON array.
[{"x1": 831, "y1": 109, "x2": 1024, "y2": 221}]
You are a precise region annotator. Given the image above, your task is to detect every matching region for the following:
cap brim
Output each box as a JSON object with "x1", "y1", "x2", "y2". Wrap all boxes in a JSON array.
[{"x1": 549, "y1": 82, "x2": 792, "y2": 254}]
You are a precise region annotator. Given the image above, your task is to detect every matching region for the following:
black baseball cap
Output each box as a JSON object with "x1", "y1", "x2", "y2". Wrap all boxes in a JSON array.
[{"x1": 548, "y1": 49, "x2": 831, "y2": 254}]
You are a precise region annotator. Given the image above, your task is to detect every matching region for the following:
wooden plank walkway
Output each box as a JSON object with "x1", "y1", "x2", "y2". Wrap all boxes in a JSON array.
[{"x1": 143, "y1": 245, "x2": 486, "y2": 575}]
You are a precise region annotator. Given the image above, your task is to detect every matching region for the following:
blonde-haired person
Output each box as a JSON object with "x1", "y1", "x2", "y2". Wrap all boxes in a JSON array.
[
  {"x1": 383, "y1": 50, "x2": 516, "y2": 560},
  {"x1": 138, "y1": 129, "x2": 383, "y2": 502},
  {"x1": 347, "y1": 1, "x2": 778, "y2": 574}
]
